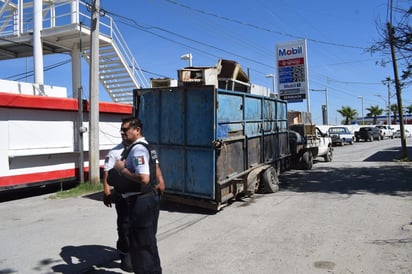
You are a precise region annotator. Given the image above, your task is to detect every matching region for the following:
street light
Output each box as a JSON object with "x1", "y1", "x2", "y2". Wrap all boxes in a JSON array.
[
  {"x1": 357, "y1": 96, "x2": 364, "y2": 124},
  {"x1": 375, "y1": 94, "x2": 389, "y2": 125},
  {"x1": 265, "y1": 74, "x2": 276, "y2": 97},
  {"x1": 180, "y1": 53, "x2": 192, "y2": 67},
  {"x1": 310, "y1": 88, "x2": 328, "y2": 125}
]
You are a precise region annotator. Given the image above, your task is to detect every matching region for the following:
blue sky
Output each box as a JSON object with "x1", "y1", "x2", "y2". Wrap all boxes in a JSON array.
[{"x1": 2, "y1": 0, "x2": 411, "y2": 125}]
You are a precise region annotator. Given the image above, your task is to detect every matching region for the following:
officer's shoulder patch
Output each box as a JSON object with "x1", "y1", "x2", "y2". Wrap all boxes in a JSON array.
[{"x1": 135, "y1": 156, "x2": 145, "y2": 165}]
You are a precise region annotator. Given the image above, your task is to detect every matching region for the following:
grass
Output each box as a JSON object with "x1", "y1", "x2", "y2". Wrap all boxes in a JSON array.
[
  {"x1": 49, "y1": 182, "x2": 103, "y2": 199},
  {"x1": 399, "y1": 157, "x2": 411, "y2": 162}
]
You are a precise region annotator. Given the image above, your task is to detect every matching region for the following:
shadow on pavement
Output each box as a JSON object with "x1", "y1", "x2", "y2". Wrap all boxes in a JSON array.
[
  {"x1": 280, "y1": 164, "x2": 412, "y2": 196},
  {"x1": 364, "y1": 146, "x2": 412, "y2": 161},
  {"x1": 0, "y1": 181, "x2": 78, "y2": 203},
  {"x1": 51, "y1": 245, "x2": 120, "y2": 274},
  {"x1": 281, "y1": 144, "x2": 412, "y2": 196}
]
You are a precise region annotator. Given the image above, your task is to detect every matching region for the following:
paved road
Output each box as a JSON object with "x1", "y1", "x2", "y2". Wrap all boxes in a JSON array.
[{"x1": 1, "y1": 138, "x2": 412, "y2": 273}]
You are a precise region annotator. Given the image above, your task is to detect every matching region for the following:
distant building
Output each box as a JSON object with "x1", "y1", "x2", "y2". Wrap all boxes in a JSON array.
[{"x1": 355, "y1": 114, "x2": 412, "y2": 125}]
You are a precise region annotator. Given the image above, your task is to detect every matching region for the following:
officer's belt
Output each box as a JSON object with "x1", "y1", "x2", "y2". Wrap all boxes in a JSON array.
[{"x1": 122, "y1": 189, "x2": 157, "y2": 199}]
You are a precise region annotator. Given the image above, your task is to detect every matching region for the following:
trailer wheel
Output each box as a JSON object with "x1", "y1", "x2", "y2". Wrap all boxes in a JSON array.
[
  {"x1": 302, "y1": 151, "x2": 313, "y2": 170},
  {"x1": 261, "y1": 167, "x2": 279, "y2": 193}
]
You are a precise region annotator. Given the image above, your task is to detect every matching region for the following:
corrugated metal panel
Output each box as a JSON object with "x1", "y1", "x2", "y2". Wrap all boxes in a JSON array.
[
  {"x1": 138, "y1": 86, "x2": 215, "y2": 199},
  {"x1": 137, "y1": 86, "x2": 289, "y2": 205}
]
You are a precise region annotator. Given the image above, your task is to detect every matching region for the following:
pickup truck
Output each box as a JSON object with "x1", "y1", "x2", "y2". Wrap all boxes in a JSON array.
[
  {"x1": 375, "y1": 125, "x2": 394, "y2": 139},
  {"x1": 327, "y1": 126, "x2": 354, "y2": 146},
  {"x1": 355, "y1": 126, "x2": 381, "y2": 142},
  {"x1": 289, "y1": 125, "x2": 333, "y2": 170}
]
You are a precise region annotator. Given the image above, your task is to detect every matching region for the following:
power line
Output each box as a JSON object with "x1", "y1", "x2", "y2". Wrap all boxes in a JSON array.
[
  {"x1": 104, "y1": 10, "x2": 274, "y2": 69},
  {"x1": 5, "y1": 58, "x2": 72, "y2": 81},
  {"x1": 163, "y1": 0, "x2": 368, "y2": 50}
]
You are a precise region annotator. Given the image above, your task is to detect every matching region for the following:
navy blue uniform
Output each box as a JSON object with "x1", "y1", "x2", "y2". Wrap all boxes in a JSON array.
[{"x1": 122, "y1": 138, "x2": 162, "y2": 274}]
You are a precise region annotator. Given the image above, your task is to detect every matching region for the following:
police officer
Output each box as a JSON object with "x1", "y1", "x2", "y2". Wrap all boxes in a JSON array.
[
  {"x1": 103, "y1": 139, "x2": 133, "y2": 272},
  {"x1": 113, "y1": 117, "x2": 162, "y2": 274}
]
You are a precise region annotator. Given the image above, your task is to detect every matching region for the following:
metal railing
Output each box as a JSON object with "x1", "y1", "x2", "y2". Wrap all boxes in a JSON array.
[{"x1": 0, "y1": 0, "x2": 148, "y2": 88}]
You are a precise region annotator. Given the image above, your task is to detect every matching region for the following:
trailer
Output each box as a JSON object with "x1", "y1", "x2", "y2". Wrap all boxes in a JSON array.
[{"x1": 134, "y1": 85, "x2": 291, "y2": 210}]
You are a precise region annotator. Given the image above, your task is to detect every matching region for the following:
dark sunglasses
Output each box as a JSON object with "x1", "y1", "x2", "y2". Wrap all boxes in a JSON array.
[{"x1": 120, "y1": 127, "x2": 131, "y2": 133}]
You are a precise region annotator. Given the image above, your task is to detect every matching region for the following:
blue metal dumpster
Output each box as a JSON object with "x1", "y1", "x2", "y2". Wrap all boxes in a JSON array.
[{"x1": 135, "y1": 85, "x2": 290, "y2": 209}]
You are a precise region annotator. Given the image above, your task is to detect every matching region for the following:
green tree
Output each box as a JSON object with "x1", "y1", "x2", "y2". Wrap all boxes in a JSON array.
[
  {"x1": 337, "y1": 106, "x2": 358, "y2": 125},
  {"x1": 371, "y1": 4, "x2": 411, "y2": 85},
  {"x1": 366, "y1": 105, "x2": 384, "y2": 125},
  {"x1": 370, "y1": 3, "x2": 410, "y2": 159},
  {"x1": 390, "y1": 104, "x2": 398, "y2": 124},
  {"x1": 407, "y1": 105, "x2": 412, "y2": 124}
]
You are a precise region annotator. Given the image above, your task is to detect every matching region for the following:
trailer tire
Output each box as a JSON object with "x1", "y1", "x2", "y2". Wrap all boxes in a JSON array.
[
  {"x1": 302, "y1": 151, "x2": 313, "y2": 170},
  {"x1": 261, "y1": 167, "x2": 279, "y2": 193}
]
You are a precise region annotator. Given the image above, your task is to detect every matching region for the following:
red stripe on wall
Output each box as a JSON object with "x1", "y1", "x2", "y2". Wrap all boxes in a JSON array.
[
  {"x1": 0, "y1": 165, "x2": 105, "y2": 188},
  {"x1": 0, "y1": 92, "x2": 133, "y2": 114},
  {"x1": 0, "y1": 169, "x2": 77, "y2": 187}
]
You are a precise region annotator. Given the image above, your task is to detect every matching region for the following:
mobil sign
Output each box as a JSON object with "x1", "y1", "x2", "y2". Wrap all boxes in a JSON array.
[{"x1": 276, "y1": 39, "x2": 308, "y2": 102}]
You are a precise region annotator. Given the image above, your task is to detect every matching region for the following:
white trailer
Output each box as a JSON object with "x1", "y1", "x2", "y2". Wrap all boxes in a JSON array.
[{"x1": 0, "y1": 89, "x2": 132, "y2": 191}]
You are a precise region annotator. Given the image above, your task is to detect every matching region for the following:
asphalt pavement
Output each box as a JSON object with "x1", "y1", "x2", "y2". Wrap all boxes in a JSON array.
[
  {"x1": 1, "y1": 138, "x2": 412, "y2": 274},
  {"x1": 0, "y1": 188, "x2": 213, "y2": 274}
]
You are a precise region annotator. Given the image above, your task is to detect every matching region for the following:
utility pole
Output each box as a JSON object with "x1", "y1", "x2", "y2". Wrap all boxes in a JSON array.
[
  {"x1": 89, "y1": 0, "x2": 100, "y2": 184},
  {"x1": 387, "y1": 21, "x2": 407, "y2": 159}
]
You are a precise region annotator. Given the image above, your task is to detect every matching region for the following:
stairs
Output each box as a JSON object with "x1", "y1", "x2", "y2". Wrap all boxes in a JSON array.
[
  {"x1": 0, "y1": 0, "x2": 148, "y2": 104},
  {"x1": 83, "y1": 44, "x2": 144, "y2": 104}
]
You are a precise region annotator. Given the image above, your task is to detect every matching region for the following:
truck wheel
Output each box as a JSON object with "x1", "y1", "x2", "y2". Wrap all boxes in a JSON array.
[
  {"x1": 261, "y1": 167, "x2": 279, "y2": 193},
  {"x1": 302, "y1": 151, "x2": 313, "y2": 170},
  {"x1": 324, "y1": 147, "x2": 333, "y2": 162}
]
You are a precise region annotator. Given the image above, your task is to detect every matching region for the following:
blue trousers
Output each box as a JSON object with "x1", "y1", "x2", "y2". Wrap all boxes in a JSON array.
[
  {"x1": 114, "y1": 194, "x2": 129, "y2": 254},
  {"x1": 127, "y1": 193, "x2": 161, "y2": 274}
]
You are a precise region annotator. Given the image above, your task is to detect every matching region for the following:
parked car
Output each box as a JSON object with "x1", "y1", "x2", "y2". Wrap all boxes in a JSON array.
[
  {"x1": 355, "y1": 126, "x2": 381, "y2": 142},
  {"x1": 394, "y1": 129, "x2": 412, "y2": 138},
  {"x1": 327, "y1": 126, "x2": 354, "y2": 146}
]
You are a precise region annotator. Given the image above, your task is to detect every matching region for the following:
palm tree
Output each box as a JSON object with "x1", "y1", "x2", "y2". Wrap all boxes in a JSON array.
[
  {"x1": 390, "y1": 104, "x2": 398, "y2": 124},
  {"x1": 406, "y1": 105, "x2": 412, "y2": 124},
  {"x1": 337, "y1": 106, "x2": 358, "y2": 125},
  {"x1": 366, "y1": 105, "x2": 384, "y2": 125},
  {"x1": 406, "y1": 105, "x2": 412, "y2": 115}
]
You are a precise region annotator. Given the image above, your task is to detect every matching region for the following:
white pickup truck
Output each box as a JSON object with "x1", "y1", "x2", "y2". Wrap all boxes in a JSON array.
[
  {"x1": 375, "y1": 125, "x2": 394, "y2": 139},
  {"x1": 289, "y1": 125, "x2": 333, "y2": 170}
]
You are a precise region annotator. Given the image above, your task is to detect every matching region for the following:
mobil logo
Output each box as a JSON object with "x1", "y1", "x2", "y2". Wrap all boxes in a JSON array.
[{"x1": 278, "y1": 46, "x2": 303, "y2": 57}]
